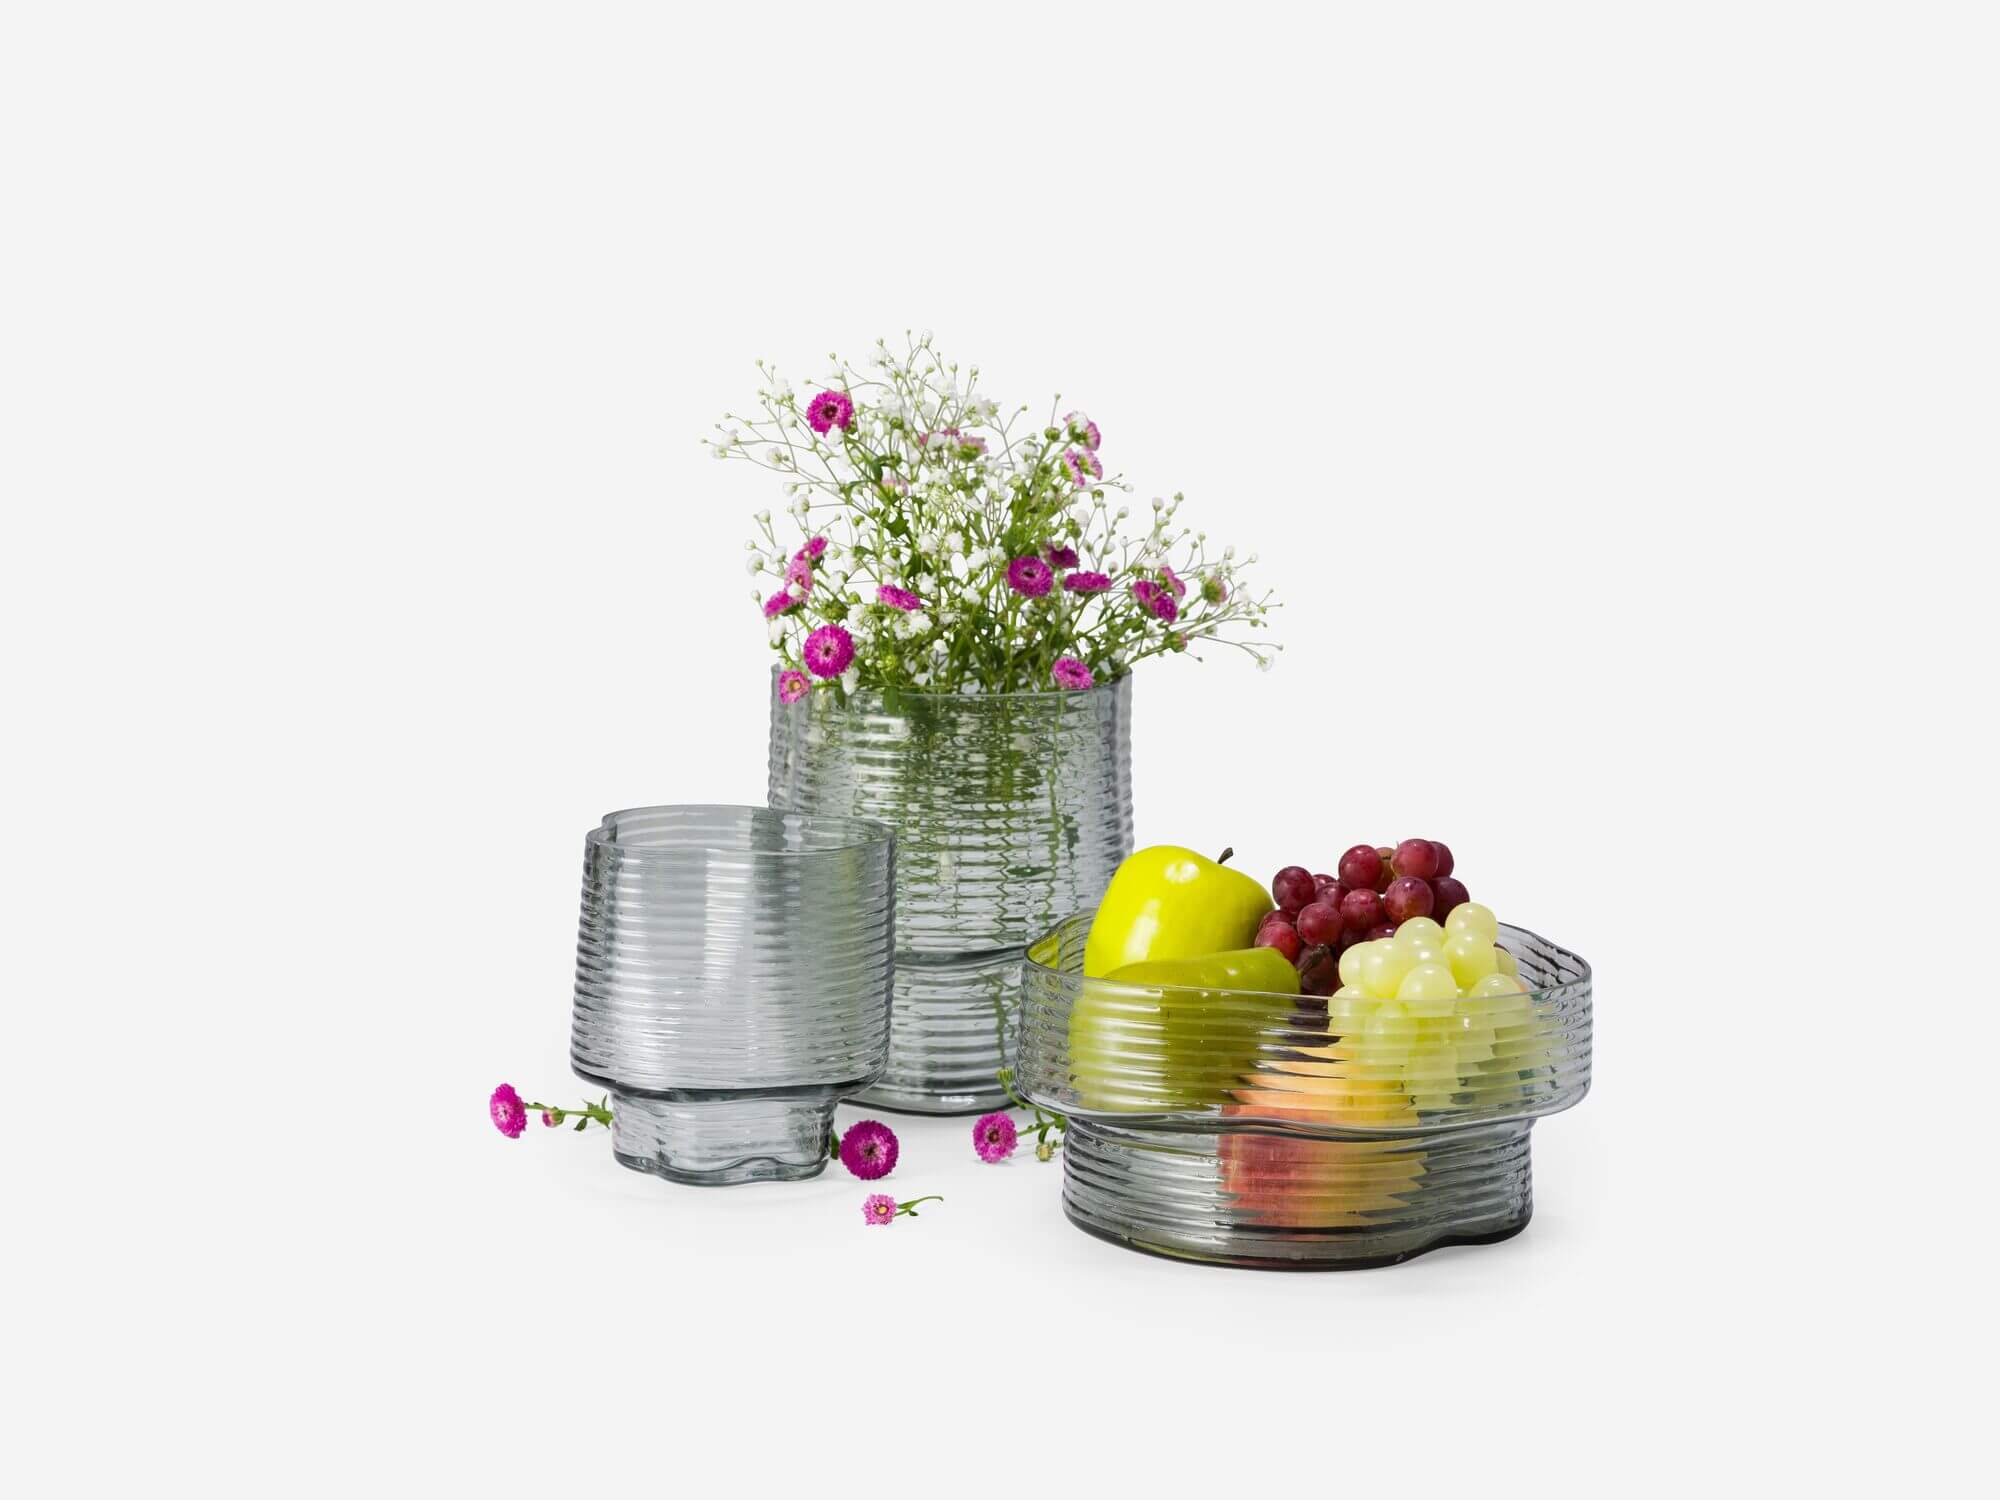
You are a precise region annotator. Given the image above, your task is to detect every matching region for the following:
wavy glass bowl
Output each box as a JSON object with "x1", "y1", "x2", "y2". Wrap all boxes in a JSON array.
[
  {"x1": 571, "y1": 805, "x2": 894, "y2": 1184},
  {"x1": 768, "y1": 673, "x2": 1133, "y2": 1113},
  {"x1": 1018, "y1": 913, "x2": 1592, "y2": 1268}
]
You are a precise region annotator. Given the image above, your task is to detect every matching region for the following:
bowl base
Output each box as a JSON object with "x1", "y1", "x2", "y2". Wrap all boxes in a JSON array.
[
  {"x1": 1061, "y1": 1118, "x2": 1535, "y2": 1269},
  {"x1": 609, "y1": 1093, "x2": 836, "y2": 1186}
]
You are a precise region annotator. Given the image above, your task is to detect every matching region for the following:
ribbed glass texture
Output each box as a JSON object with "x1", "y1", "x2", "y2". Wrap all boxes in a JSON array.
[
  {"x1": 768, "y1": 673, "x2": 1134, "y2": 1113},
  {"x1": 1019, "y1": 914, "x2": 1592, "y2": 1267},
  {"x1": 570, "y1": 804, "x2": 894, "y2": 1184}
]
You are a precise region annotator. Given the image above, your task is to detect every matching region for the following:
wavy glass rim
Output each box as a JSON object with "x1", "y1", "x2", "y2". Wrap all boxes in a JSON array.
[
  {"x1": 589, "y1": 804, "x2": 894, "y2": 859},
  {"x1": 1019, "y1": 912, "x2": 1592, "y2": 1135},
  {"x1": 769, "y1": 662, "x2": 1128, "y2": 705},
  {"x1": 1023, "y1": 916, "x2": 1593, "y2": 1002}
]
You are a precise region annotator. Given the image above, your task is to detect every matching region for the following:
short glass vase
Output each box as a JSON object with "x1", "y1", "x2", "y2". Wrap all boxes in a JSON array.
[
  {"x1": 1018, "y1": 914, "x2": 1593, "y2": 1268},
  {"x1": 570, "y1": 804, "x2": 894, "y2": 1185}
]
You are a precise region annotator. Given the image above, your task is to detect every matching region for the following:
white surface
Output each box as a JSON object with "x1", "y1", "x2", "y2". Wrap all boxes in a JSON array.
[{"x1": 2, "y1": 2, "x2": 1989, "y2": 1492}]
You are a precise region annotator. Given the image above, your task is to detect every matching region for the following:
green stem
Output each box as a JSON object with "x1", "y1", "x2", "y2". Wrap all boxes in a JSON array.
[{"x1": 523, "y1": 1098, "x2": 614, "y2": 1128}]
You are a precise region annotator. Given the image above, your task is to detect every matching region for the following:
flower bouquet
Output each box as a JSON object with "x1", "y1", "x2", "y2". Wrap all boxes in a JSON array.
[{"x1": 712, "y1": 332, "x2": 1277, "y2": 703}]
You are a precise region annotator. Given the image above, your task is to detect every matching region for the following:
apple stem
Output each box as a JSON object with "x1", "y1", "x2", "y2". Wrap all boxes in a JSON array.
[{"x1": 1217, "y1": 846, "x2": 1234, "y2": 866}]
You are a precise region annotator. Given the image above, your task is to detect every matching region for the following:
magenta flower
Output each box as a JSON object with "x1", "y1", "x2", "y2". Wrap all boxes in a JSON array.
[
  {"x1": 1046, "y1": 544, "x2": 1080, "y2": 569},
  {"x1": 973, "y1": 1112, "x2": 1020, "y2": 1163},
  {"x1": 1063, "y1": 570, "x2": 1111, "y2": 594},
  {"x1": 806, "y1": 391, "x2": 854, "y2": 434},
  {"x1": 803, "y1": 623, "x2": 855, "y2": 678},
  {"x1": 1051, "y1": 657, "x2": 1094, "y2": 691},
  {"x1": 1202, "y1": 575, "x2": 1228, "y2": 605},
  {"x1": 541, "y1": 1110, "x2": 556, "y2": 1128},
  {"x1": 1061, "y1": 448, "x2": 1103, "y2": 488},
  {"x1": 1006, "y1": 556, "x2": 1054, "y2": 598},
  {"x1": 1132, "y1": 579, "x2": 1162, "y2": 610},
  {"x1": 877, "y1": 585, "x2": 923, "y2": 612},
  {"x1": 838, "y1": 1118, "x2": 900, "y2": 1180},
  {"x1": 489, "y1": 1084, "x2": 527, "y2": 1139},
  {"x1": 863, "y1": 1193, "x2": 898, "y2": 1226},
  {"x1": 1151, "y1": 591, "x2": 1179, "y2": 623},
  {"x1": 1161, "y1": 565, "x2": 1187, "y2": 599},
  {"x1": 784, "y1": 557, "x2": 814, "y2": 595},
  {"x1": 794, "y1": 536, "x2": 828, "y2": 564},
  {"x1": 1064, "y1": 411, "x2": 1101, "y2": 451},
  {"x1": 763, "y1": 589, "x2": 800, "y2": 619},
  {"x1": 777, "y1": 669, "x2": 811, "y2": 705}
]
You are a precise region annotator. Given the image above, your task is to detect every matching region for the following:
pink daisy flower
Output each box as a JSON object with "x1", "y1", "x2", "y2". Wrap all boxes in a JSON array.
[
  {"x1": 1046, "y1": 544, "x2": 1079, "y2": 569},
  {"x1": 1202, "y1": 576, "x2": 1227, "y2": 605},
  {"x1": 1051, "y1": 657, "x2": 1094, "y2": 691},
  {"x1": 802, "y1": 624, "x2": 855, "y2": 678},
  {"x1": 877, "y1": 585, "x2": 923, "y2": 612},
  {"x1": 763, "y1": 589, "x2": 800, "y2": 619},
  {"x1": 1064, "y1": 411, "x2": 1101, "y2": 451},
  {"x1": 794, "y1": 536, "x2": 828, "y2": 564},
  {"x1": 1161, "y1": 565, "x2": 1187, "y2": 599},
  {"x1": 784, "y1": 557, "x2": 814, "y2": 595},
  {"x1": 862, "y1": 1193, "x2": 898, "y2": 1226},
  {"x1": 838, "y1": 1119, "x2": 900, "y2": 1180},
  {"x1": 1150, "y1": 591, "x2": 1179, "y2": 623},
  {"x1": 973, "y1": 1112, "x2": 1019, "y2": 1163},
  {"x1": 541, "y1": 1110, "x2": 556, "y2": 1128},
  {"x1": 806, "y1": 391, "x2": 854, "y2": 434},
  {"x1": 489, "y1": 1084, "x2": 527, "y2": 1139},
  {"x1": 777, "y1": 669, "x2": 811, "y2": 705},
  {"x1": 1062, "y1": 570, "x2": 1111, "y2": 594},
  {"x1": 1132, "y1": 579, "x2": 1162, "y2": 610},
  {"x1": 1006, "y1": 556, "x2": 1054, "y2": 597},
  {"x1": 1061, "y1": 447, "x2": 1104, "y2": 488}
]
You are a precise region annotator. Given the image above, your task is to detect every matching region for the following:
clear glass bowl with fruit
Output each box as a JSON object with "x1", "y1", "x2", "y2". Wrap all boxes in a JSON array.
[{"x1": 1017, "y1": 839, "x2": 1593, "y2": 1269}]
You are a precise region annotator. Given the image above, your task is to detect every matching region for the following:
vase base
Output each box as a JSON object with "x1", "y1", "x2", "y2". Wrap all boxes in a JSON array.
[
  {"x1": 853, "y1": 948, "x2": 1021, "y2": 1115},
  {"x1": 852, "y1": 1082, "x2": 1010, "y2": 1116},
  {"x1": 609, "y1": 1092, "x2": 836, "y2": 1186},
  {"x1": 1061, "y1": 1118, "x2": 1535, "y2": 1269}
]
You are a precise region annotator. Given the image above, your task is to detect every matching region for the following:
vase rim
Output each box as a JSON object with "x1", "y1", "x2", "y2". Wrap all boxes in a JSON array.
[
  {"x1": 769, "y1": 663, "x2": 1130, "y2": 704},
  {"x1": 589, "y1": 803, "x2": 895, "y2": 859}
]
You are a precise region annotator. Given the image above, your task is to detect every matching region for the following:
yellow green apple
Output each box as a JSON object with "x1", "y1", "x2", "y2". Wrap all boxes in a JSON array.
[{"x1": 1082, "y1": 845, "x2": 1274, "y2": 977}]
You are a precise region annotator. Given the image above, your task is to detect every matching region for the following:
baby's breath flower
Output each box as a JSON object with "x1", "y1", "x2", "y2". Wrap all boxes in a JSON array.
[{"x1": 715, "y1": 339, "x2": 1278, "y2": 695}]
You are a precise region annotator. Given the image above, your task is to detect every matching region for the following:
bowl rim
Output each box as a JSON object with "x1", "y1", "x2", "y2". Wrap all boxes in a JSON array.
[{"x1": 1022, "y1": 911, "x2": 1593, "y2": 1002}]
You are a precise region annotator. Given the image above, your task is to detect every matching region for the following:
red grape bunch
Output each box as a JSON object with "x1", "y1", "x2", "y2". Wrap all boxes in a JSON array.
[{"x1": 1255, "y1": 839, "x2": 1473, "y2": 998}]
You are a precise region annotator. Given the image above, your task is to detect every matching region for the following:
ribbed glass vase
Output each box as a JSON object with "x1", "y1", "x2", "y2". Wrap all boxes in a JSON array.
[
  {"x1": 570, "y1": 804, "x2": 894, "y2": 1184},
  {"x1": 768, "y1": 672, "x2": 1135, "y2": 1113}
]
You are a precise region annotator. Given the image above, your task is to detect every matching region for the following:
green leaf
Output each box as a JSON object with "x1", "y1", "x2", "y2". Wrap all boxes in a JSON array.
[{"x1": 573, "y1": 1117, "x2": 587, "y2": 1132}]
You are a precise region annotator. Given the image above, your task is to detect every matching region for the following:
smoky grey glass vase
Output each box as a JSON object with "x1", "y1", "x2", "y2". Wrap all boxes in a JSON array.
[
  {"x1": 570, "y1": 804, "x2": 894, "y2": 1184},
  {"x1": 768, "y1": 672, "x2": 1135, "y2": 1114}
]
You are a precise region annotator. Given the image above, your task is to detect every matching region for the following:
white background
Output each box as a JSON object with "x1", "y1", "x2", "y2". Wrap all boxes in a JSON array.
[{"x1": 3, "y1": 2, "x2": 1990, "y2": 1493}]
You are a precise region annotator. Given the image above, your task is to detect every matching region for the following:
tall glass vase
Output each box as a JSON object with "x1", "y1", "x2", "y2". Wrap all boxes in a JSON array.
[{"x1": 768, "y1": 672, "x2": 1134, "y2": 1113}]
